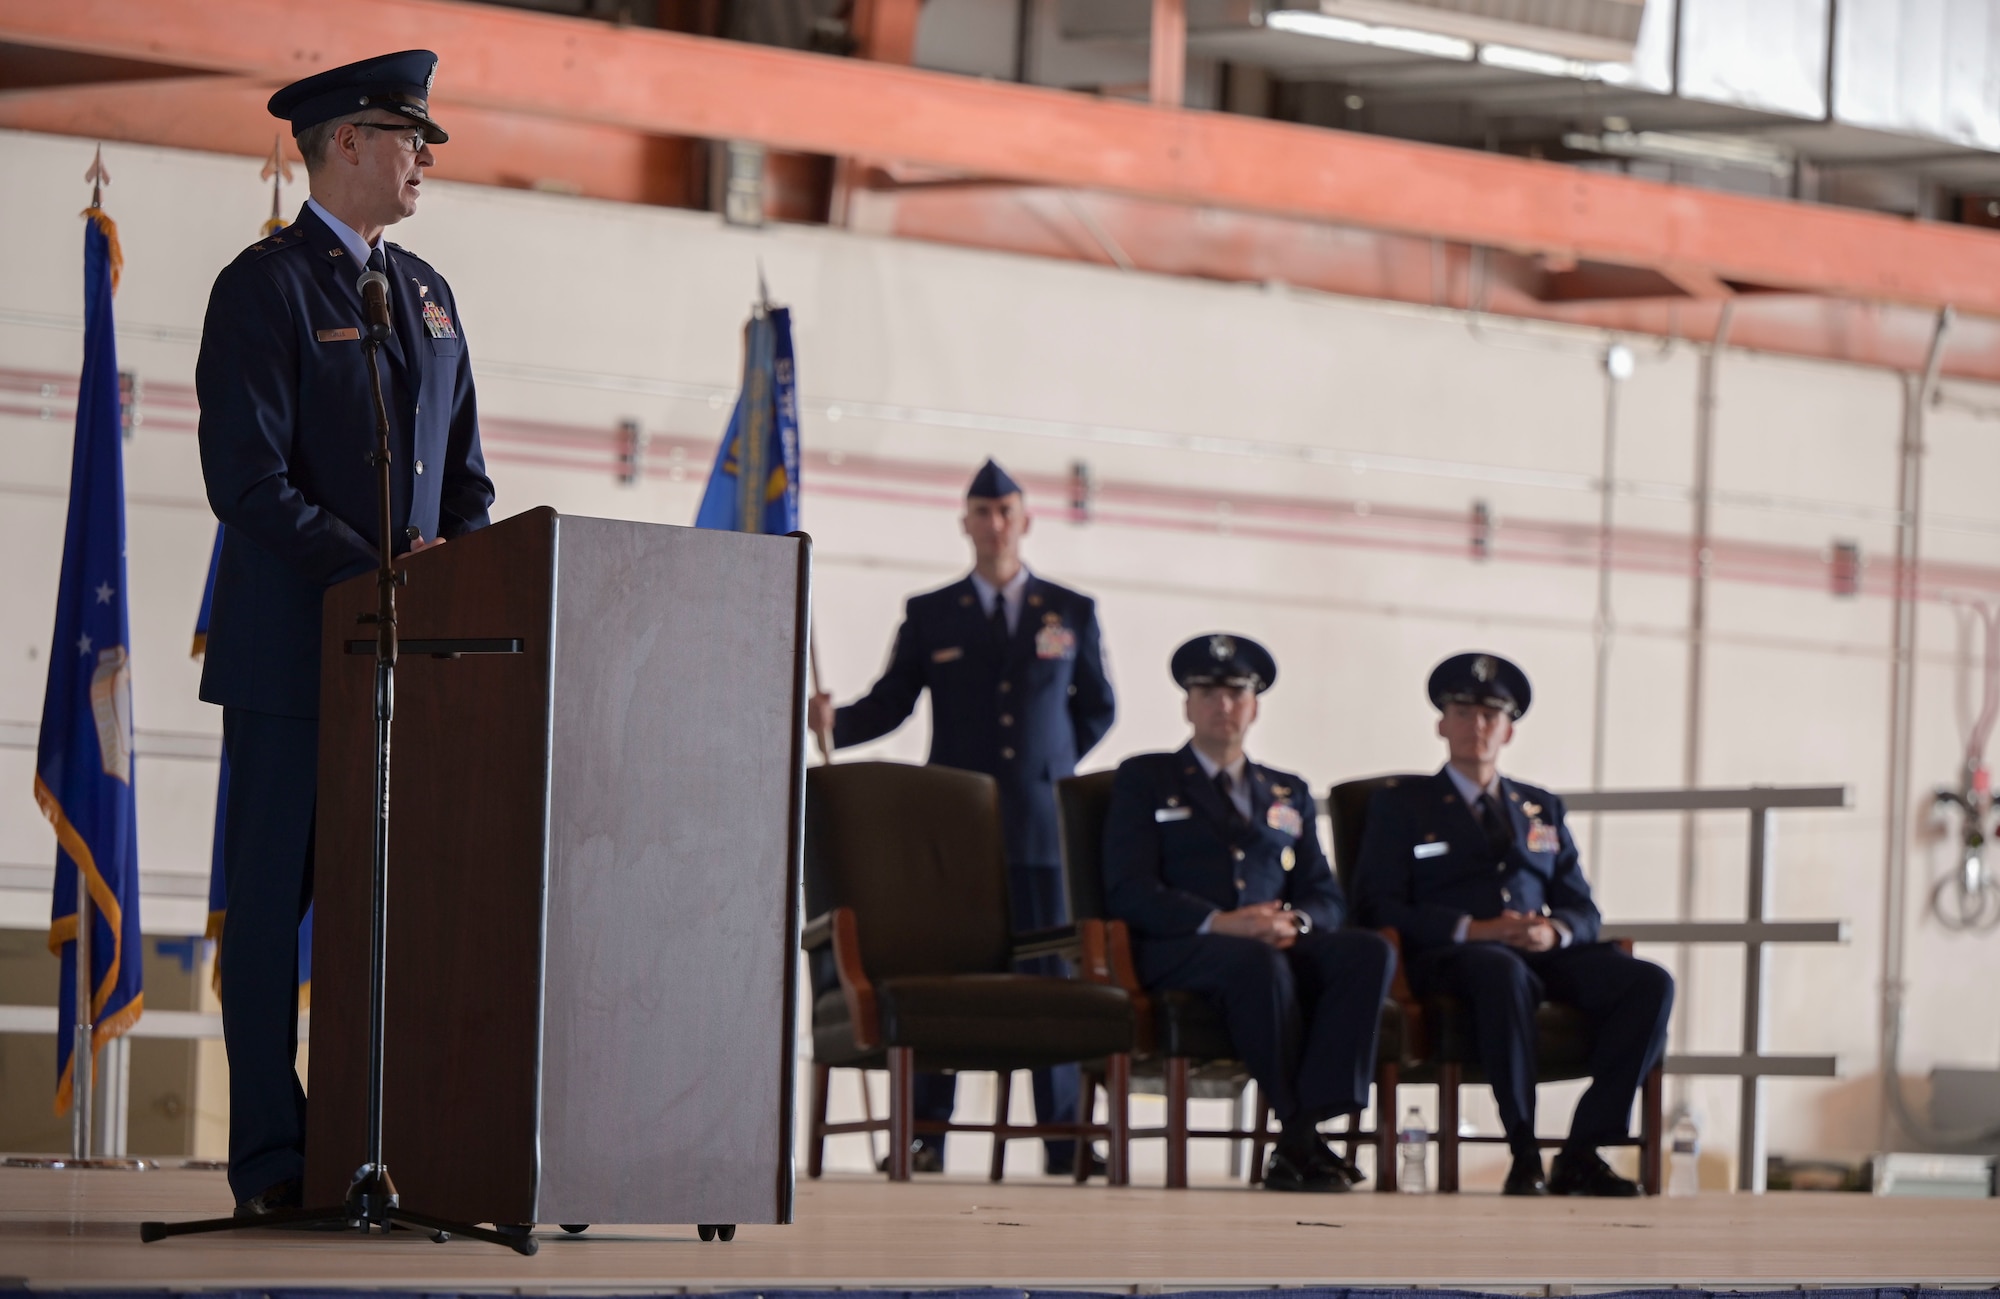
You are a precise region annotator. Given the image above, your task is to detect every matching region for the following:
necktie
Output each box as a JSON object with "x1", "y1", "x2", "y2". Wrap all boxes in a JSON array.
[
  {"x1": 989, "y1": 593, "x2": 1009, "y2": 647},
  {"x1": 1214, "y1": 769, "x2": 1247, "y2": 827},
  {"x1": 1477, "y1": 792, "x2": 1512, "y2": 858},
  {"x1": 367, "y1": 246, "x2": 387, "y2": 275}
]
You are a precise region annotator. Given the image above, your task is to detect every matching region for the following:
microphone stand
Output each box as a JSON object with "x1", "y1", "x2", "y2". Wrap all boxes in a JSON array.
[{"x1": 143, "y1": 274, "x2": 532, "y2": 1256}]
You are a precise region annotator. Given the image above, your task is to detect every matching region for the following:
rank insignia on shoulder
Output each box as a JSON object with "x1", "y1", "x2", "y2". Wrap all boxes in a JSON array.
[
  {"x1": 1034, "y1": 614, "x2": 1076, "y2": 661},
  {"x1": 1267, "y1": 802, "x2": 1304, "y2": 838},
  {"x1": 422, "y1": 301, "x2": 457, "y2": 338},
  {"x1": 1281, "y1": 846, "x2": 1296, "y2": 872},
  {"x1": 1526, "y1": 822, "x2": 1560, "y2": 854}
]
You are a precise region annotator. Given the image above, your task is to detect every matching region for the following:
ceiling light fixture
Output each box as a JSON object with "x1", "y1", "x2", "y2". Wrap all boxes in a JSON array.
[
  {"x1": 1263, "y1": 10, "x2": 1474, "y2": 60},
  {"x1": 1479, "y1": 42, "x2": 1633, "y2": 84}
]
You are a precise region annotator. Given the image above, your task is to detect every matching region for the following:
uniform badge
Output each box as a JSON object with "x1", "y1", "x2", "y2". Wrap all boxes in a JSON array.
[
  {"x1": 1034, "y1": 613, "x2": 1076, "y2": 661},
  {"x1": 1266, "y1": 802, "x2": 1303, "y2": 837},
  {"x1": 1526, "y1": 821, "x2": 1560, "y2": 854},
  {"x1": 1270, "y1": 783, "x2": 1291, "y2": 799},
  {"x1": 1281, "y1": 846, "x2": 1296, "y2": 872},
  {"x1": 1154, "y1": 806, "x2": 1192, "y2": 824},
  {"x1": 415, "y1": 282, "x2": 430, "y2": 297},
  {"x1": 1414, "y1": 841, "x2": 1449, "y2": 859},
  {"x1": 930, "y1": 646, "x2": 963, "y2": 664},
  {"x1": 422, "y1": 301, "x2": 457, "y2": 338},
  {"x1": 1521, "y1": 801, "x2": 1542, "y2": 817},
  {"x1": 316, "y1": 327, "x2": 360, "y2": 343}
]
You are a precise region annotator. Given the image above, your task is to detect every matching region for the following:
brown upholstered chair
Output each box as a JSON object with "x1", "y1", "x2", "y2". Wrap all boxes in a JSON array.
[
  {"x1": 1055, "y1": 770, "x2": 1403, "y2": 1189},
  {"x1": 803, "y1": 761, "x2": 1136, "y2": 1183},
  {"x1": 1326, "y1": 775, "x2": 1664, "y2": 1194}
]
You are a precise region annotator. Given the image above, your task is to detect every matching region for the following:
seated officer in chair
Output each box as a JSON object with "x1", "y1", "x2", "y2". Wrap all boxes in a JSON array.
[
  {"x1": 1354, "y1": 652, "x2": 1673, "y2": 1197},
  {"x1": 1102, "y1": 634, "x2": 1395, "y2": 1193}
]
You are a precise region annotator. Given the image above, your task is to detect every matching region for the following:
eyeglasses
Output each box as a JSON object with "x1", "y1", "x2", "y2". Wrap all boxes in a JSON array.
[{"x1": 352, "y1": 122, "x2": 429, "y2": 153}]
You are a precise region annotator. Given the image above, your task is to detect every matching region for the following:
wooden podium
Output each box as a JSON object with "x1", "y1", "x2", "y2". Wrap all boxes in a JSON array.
[{"x1": 304, "y1": 507, "x2": 808, "y2": 1229}]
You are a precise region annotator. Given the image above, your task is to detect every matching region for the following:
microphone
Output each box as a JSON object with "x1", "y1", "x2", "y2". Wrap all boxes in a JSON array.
[{"x1": 355, "y1": 268, "x2": 393, "y2": 343}]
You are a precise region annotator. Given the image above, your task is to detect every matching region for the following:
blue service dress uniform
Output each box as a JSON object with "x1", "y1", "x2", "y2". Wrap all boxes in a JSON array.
[
  {"x1": 196, "y1": 203, "x2": 494, "y2": 1200},
  {"x1": 1353, "y1": 769, "x2": 1673, "y2": 1157},
  {"x1": 1101, "y1": 747, "x2": 1394, "y2": 1124},
  {"x1": 834, "y1": 572, "x2": 1115, "y2": 1162}
]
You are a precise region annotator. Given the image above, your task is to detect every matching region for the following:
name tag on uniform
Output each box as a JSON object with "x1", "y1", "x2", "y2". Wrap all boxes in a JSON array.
[
  {"x1": 1414, "y1": 841, "x2": 1450, "y2": 859},
  {"x1": 1526, "y1": 822, "x2": 1560, "y2": 854},
  {"x1": 1266, "y1": 803, "x2": 1303, "y2": 837},
  {"x1": 930, "y1": 647, "x2": 963, "y2": 664},
  {"x1": 316, "y1": 327, "x2": 360, "y2": 342},
  {"x1": 1154, "y1": 806, "x2": 1191, "y2": 823}
]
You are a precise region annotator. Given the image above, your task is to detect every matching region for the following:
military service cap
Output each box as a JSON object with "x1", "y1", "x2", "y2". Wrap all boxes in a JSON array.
[
  {"x1": 268, "y1": 49, "x2": 449, "y2": 144},
  {"x1": 966, "y1": 458, "x2": 1024, "y2": 499},
  {"x1": 1427, "y1": 651, "x2": 1531, "y2": 720},
  {"x1": 1172, "y1": 633, "x2": 1276, "y2": 694}
]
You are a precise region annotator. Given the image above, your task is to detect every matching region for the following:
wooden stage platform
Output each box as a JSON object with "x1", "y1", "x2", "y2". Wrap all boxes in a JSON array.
[{"x1": 3, "y1": 1166, "x2": 1996, "y2": 1292}]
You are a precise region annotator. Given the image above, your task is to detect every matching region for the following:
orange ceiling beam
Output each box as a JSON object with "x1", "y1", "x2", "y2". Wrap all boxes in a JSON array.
[
  {"x1": 881, "y1": 185, "x2": 2000, "y2": 381},
  {"x1": 0, "y1": 77, "x2": 702, "y2": 206},
  {"x1": 5, "y1": 0, "x2": 2000, "y2": 319}
]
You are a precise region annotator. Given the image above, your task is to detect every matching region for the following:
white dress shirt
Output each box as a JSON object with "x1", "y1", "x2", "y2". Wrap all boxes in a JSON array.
[
  {"x1": 307, "y1": 196, "x2": 382, "y2": 265},
  {"x1": 969, "y1": 566, "x2": 1031, "y2": 635}
]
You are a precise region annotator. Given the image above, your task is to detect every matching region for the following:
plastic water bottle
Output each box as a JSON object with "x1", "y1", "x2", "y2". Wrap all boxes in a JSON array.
[
  {"x1": 1397, "y1": 1104, "x2": 1430, "y2": 1193},
  {"x1": 1667, "y1": 1112, "x2": 1700, "y2": 1197}
]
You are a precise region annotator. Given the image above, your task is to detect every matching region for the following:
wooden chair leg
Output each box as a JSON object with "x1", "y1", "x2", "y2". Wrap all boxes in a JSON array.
[
  {"x1": 1374, "y1": 1060, "x2": 1399, "y2": 1193},
  {"x1": 808, "y1": 1062, "x2": 831, "y2": 1179},
  {"x1": 1165, "y1": 1056, "x2": 1191, "y2": 1190},
  {"x1": 887, "y1": 1046, "x2": 915, "y2": 1182},
  {"x1": 990, "y1": 1068, "x2": 1013, "y2": 1183},
  {"x1": 1106, "y1": 1053, "x2": 1131, "y2": 1187},
  {"x1": 1640, "y1": 1063, "x2": 1665, "y2": 1195},
  {"x1": 1249, "y1": 1087, "x2": 1272, "y2": 1185},
  {"x1": 1076, "y1": 1072, "x2": 1100, "y2": 1184},
  {"x1": 1437, "y1": 1063, "x2": 1462, "y2": 1194},
  {"x1": 858, "y1": 1065, "x2": 881, "y2": 1171}
]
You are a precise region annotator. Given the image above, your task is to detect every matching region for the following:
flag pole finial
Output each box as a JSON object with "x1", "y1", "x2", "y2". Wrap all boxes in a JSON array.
[{"x1": 84, "y1": 144, "x2": 109, "y2": 210}]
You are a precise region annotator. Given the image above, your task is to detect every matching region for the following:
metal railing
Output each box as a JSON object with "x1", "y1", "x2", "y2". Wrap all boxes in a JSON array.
[{"x1": 1574, "y1": 783, "x2": 1850, "y2": 1191}]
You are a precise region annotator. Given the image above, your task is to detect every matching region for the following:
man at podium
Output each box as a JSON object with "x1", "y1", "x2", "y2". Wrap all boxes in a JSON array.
[
  {"x1": 809, "y1": 459, "x2": 1116, "y2": 1175},
  {"x1": 194, "y1": 50, "x2": 494, "y2": 1216}
]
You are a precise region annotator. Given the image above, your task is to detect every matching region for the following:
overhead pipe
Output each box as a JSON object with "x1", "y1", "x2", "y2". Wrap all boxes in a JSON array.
[
  {"x1": 1878, "y1": 306, "x2": 1970, "y2": 1151},
  {"x1": 1674, "y1": 300, "x2": 1734, "y2": 1112}
]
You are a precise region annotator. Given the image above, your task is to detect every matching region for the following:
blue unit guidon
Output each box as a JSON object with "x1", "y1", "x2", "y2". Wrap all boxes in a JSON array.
[{"x1": 35, "y1": 207, "x2": 143, "y2": 1112}]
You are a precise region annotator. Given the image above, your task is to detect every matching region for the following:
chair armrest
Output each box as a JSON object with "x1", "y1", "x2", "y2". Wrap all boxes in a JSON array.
[
  {"x1": 1612, "y1": 936, "x2": 1635, "y2": 956},
  {"x1": 1097, "y1": 918, "x2": 1154, "y2": 1056},
  {"x1": 1379, "y1": 926, "x2": 1427, "y2": 1061},
  {"x1": 1012, "y1": 923, "x2": 1080, "y2": 963},
  {"x1": 805, "y1": 906, "x2": 880, "y2": 1052}
]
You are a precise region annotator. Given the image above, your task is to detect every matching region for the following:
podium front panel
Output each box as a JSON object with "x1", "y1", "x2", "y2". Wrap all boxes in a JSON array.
[{"x1": 309, "y1": 508, "x2": 806, "y2": 1227}]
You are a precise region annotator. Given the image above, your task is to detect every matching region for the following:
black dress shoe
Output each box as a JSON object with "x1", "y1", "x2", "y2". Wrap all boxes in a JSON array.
[
  {"x1": 1045, "y1": 1148, "x2": 1109, "y2": 1179},
  {"x1": 1299, "y1": 1137, "x2": 1366, "y2": 1186},
  {"x1": 876, "y1": 1144, "x2": 945, "y2": 1175},
  {"x1": 1549, "y1": 1149, "x2": 1642, "y2": 1197},
  {"x1": 1502, "y1": 1152, "x2": 1548, "y2": 1196},
  {"x1": 1264, "y1": 1147, "x2": 1350, "y2": 1193},
  {"x1": 233, "y1": 1177, "x2": 303, "y2": 1219}
]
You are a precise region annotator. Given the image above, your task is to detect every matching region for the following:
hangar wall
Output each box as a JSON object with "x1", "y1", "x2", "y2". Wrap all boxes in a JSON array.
[{"x1": 2, "y1": 128, "x2": 1998, "y2": 1177}]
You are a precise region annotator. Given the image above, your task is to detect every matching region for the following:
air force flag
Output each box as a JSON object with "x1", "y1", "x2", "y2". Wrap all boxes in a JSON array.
[
  {"x1": 694, "y1": 304, "x2": 800, "y2": 536},
  {"x1": 36, "y1": 206, "x2": 143, "y2": 1112}
]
